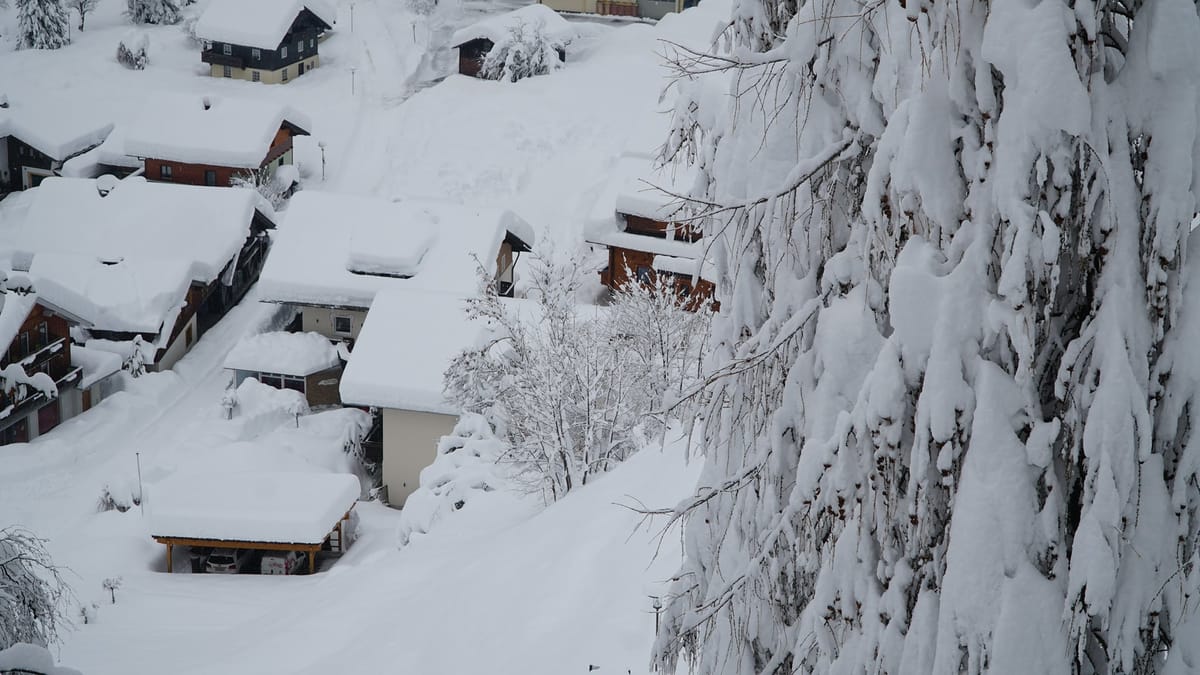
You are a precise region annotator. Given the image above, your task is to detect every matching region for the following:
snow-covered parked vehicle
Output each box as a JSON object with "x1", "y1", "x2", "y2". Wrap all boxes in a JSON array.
[
  {"x1": 205, "y1": 548, "x2": 250, "y2": 574},
  {"x1": 260, "y1": 551, "x2": 306, "y2": 575}
]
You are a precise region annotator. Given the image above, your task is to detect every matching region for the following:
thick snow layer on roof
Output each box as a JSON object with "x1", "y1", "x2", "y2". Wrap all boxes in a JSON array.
[
  {"x1": 61, "y1": 128, "x2": 143, "y2": 178},
  {"x1": 147, "y1": 471, "x2": 359, "y2": 544},
  {"x1": 123, "y1": 94, "x2": 311, "y2": 168},
  {"x1": 586, "y1": 154, "x2": 699, "y2": 239},
  {"x1": 72, "y1": 344, "x2": 124, "y2": 389},
  {"x1": 27, "y1": 253, "x2": 194, "y2": 334},
  {"x1": 0, "y1": 281, "x2": 37, "y2": 356},
  {"x1": 196, "y1": 0, "x2": 334, "y2": 50},
  {"x1": 339, "y1": 288, "x2": 479, "y2": 414},
  {"x1": 653, "y1": 253, "x2": 715, "y2": 282},
  {"x1": 346, "y1": 217, "x2": 437, "y2": 278},
  {"x1": 0, "y1": 101, "x2": 112, "y2": 161},
  {"x1": 0, "y1": 178, "x2": 269, "y2": 332},
  {"x1": 260, "y1": 191, "x2": 535, "y2": 309},
  {"x1": 451, "y1": 4, "x2": 575, "y2": 48},
  {"x1": 225, "y1": 331, "x2": 341, "y2": 376}
]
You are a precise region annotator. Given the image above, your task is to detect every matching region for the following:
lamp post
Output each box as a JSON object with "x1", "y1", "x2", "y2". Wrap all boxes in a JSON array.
[
  {"x1": 318, "y1": 141, "x2": 326, "y2": 181},
  {"x1": 350, "y1": 67, "x2": 357, "y2": 95},
  {"x1": 350, "y1": 2, "x2": 356, "y2": 31}
]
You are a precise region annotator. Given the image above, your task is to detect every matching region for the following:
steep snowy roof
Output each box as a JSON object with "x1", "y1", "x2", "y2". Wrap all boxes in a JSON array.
[
  {"x1": 0, "y1": 101, "x2": 113, "y2": 161},
  {"x1": 0, "y1": 277, "x2": 38, "y2": 355},
  {"x1": 225, "y1": 331, "x2": 341, "y2": 376},
  {"x1": 196, "y1": 0, "x2": 335, "y2": 50},
  {"x1": 259, "y1": 191, "x2": 535, "y2": 309},
  {"x1": 147, "y1": 471, "x2": 359, "y2": 544},
  {"x1": 122, "y1": 94, "x2": 311, "y2": 168},
  {"x1": 0, "y1": 177, "x2": 273, "y2": 333},
  {"x1": 585, "y1": 155, "x2": 704, "y2": 257},
  {"x1": 339, "y1": 288, "x2": 480, "y2": 414},
  {"x1": 450, "y1": 4, "x2": 575, "y2": 48}
]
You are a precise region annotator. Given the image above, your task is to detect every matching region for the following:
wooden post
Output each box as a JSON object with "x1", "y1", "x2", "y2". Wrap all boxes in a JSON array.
[
  {"x1": 336, "y1": 520, "x2": 344, "y2": 552},
  {"x1": 166, "y1": 542, "x2": 174, "y2": 573},
  {"x1": 308, "y1": 547, "x2": 316, "y2": 574}
]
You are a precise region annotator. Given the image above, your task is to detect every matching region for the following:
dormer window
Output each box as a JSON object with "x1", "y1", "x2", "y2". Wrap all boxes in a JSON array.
[{"x1": 222, "y1": 43, "x2": 232, "y2": 55}]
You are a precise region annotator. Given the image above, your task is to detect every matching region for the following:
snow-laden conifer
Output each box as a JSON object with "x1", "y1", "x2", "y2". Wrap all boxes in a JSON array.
[
  {"x1": 126, "y1": 0, "x2": 180, "y2": 25},
  {"x1": 651, "y1": 0, "x2": 1200, "y2": 673},
  {"x1": 17, "y1": 0, "x2": 70, "y2": 50}
]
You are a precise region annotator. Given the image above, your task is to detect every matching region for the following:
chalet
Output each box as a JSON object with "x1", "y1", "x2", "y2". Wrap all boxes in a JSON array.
[
  {"x1": 585, "y1": 155, "x2": 717, "y2": 310},
  {"x1": 224, "y1": 331, "x2": 345, "y2": 408},
  {"x1": 258, "y1": 192, "x2": 534, "y2": 345},
  {"x1": 0, "y1": 98, "x2": 113, "y2": 193},
  {"x1": 537, "y1": 0, "x2": 696, "y2": 19},
  {"x1": 338, "y1": 288, "x2": 480, "y2": 506},
  {"x1": 0, "y1": 177, "x2": 276, "y2": 372},
  {"x1": 0, "y1": 274, "x2": 121, "y2": 446},
  {"x1": 451, "y1": 5, "x2": 573, "y2": 77},
  {"x1": 111, "y1": 95, "x2": 311, "y2": 188},
  {"x1": 195, "y1": 0, "x2": 335, "y2": 84}
]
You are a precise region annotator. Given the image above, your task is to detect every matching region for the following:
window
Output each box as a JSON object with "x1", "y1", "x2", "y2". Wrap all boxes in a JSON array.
[
  {"x1": 282, "y1": 67, "x2": 289, "y2": 82},
  {"x1": 37, "y1": 322, "x2": 48, "y2": 346},
  {"x1": 333, "y1": 316, "x2": 353, "y2": 335},
  {"x1": 258, "y1": 373, "x2": 282, "y2": 389},
  {"x1": 222, "y1": 43, "x2": 232, "y2": 55},
  {"x1": 18, "y1": 332, "x2": 29, "y2": 356},
  {"x1": 282, "y1": 376, "x2": 305, "y2": 393},
  {"x1": 309, "y1": 38, "x2": 315, "y2": 49},
  {"x1": 252, "y1": 48, "x2": 261, "y2": 60},
  {"x1": 185, "y1": 323, "x2": 194, "y2": 347},
  {"x1": 204, "y1": 170, "x2": 217, "y2": 186},
  {"x1": 298, "y1": 39, "x2": 305, "y2": 53},
  {"x1": 252, "y1": 70, "x2": 261, "y2": 82},
  {"x1": 223, "y1": 65, "x2": 232, "y2": 78},
  {"x1": 281, "y1": 45, "x2": 288, "y2": 58},
  {"x1": 635, "y1": 265, "x2": 653, "y2": 285},
  {"x1": 160, "y1": 164, "x2": 173, "y2": 180}
]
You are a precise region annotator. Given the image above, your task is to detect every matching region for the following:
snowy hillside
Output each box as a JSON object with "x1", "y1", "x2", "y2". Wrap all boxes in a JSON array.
[{"x1": 0, "y1": 0, "x2": 727, "y2": 672}]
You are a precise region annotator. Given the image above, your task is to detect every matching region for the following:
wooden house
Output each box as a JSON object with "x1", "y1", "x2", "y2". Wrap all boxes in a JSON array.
[
  {"x1": 0, "y1": 98, "x2": 112, "y2": 193},
  {"x1": 451, "y1": 5, "x2": 573, "y2": 77},
  {"x1": 224, "y1": 331, "x2": 345, "y2": 408},
  {"x1": 0, "y1": 275, "x2": 120, "y2": 446},
  {"x1": 110, "y1": 95, "x2": 311, "y2": 188},
  {"x1": 537, "y1": 0, "x2": 696, "y2": 19},
  {"x1": 195, "y1": 0, "x2": 334, "y2": 84},
  {"x1": 4, "y1": 177, "x2": 276, "y2": 373},
  {"x1": 258, "y1": 192, "x2": 533, "y2": 346},
  {"x1": 586, "y1": 156, "x2": 717, "y2": 310}
]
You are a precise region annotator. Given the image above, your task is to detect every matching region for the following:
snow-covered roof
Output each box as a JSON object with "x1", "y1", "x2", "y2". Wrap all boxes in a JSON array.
[
  {"x1": 0, "y1": 177, "x2": 273, "y2": 333},
  {"x1": 652, "y1": 253, "x2": 715, "y2": 283},
  {"x1": 71, "y1": 344, "x2": 124, "y2": 389},
  {"x1": 0, "y1": 276, "x2": 38, "y2": 355},
  {"x1": 225, "y1": 331, "x2": 341, "y2": 376},
  {"x1": 0, "y1": 101, "x2": 113, "y2": 161},
  {"x1": 259, "y1": 191, "x2": 535, "y2": 309},
  {"x1": 339, "y1": 288, "x2": 480, "y2": 414},
  {"x1": 147, "y1": 471, "x2": 359, "y2": 545},
  {"x1": 122, "y1": 94, "x2": 311, "y2": 169},
  {"x1": 584, "y1": 154, "x2": 705, "y2": 258},
  {"x1": 450, "y1": 4, "x2": 575, "y2": 48},
  {"x1": 196, "y1": 0, "x2": 335, "y2": 50},
  {"x1": 60, "y1": 127, "x2": 145, "y2": 178}
]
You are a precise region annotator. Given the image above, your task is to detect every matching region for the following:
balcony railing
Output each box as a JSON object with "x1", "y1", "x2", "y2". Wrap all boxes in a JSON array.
[
  {"x1": 201, "y1": 50, "x2": 245, "y2": 68},
  {"x1": 596, "y1": 0, "x2": 639, "y2": 15}
]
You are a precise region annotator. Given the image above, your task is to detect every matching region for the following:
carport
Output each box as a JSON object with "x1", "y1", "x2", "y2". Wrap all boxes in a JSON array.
[{"x1": 147, "y1": 471, "x2": 360, "y2": 574}]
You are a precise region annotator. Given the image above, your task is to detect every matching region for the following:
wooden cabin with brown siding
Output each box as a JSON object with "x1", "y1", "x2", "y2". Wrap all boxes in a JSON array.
[{"x1": 450, "y1": 5, "x2": 574, "y2": 78}]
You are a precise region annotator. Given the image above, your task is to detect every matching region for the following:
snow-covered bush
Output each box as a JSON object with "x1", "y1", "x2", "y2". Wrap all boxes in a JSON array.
[
  {"x1": 116, "y1": 32, "x2": 149, "y2": 70},
  {"x1": 126, "y1": 0, "x2": 179, "y2": 25},
  {"x1": 479, "y1": 21, "x2": 566, "y2": 83},
  {"x1": 396, "y1": 413, "x2": 508, "y2": 546},
  {"x1": 17, "y1": 0, "x2": 71, "y2": 50},
  {"x1": 96, "y1": 484, "x2": 135, "y2": 513},
  {"x1": 446, "y1": 253, "x2": 659, "y2": 502},
  {"x1": 181, "y1": 15, "x2": 201, "y2": 46},
  {"x1": 0, "y1": 527, "x2": 72, "y2": 650}
]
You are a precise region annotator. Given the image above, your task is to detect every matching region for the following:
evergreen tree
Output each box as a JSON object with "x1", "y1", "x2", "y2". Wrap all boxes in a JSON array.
[
  {"x1": 651, "y1": 0, "x2": 1200, "y2": 673},
  {"x1": 16, "y1": 0, "x2": 70, "y2": 50},
  {"x1": 126, "y1": 0, "x2": 180, "y2": 25}
]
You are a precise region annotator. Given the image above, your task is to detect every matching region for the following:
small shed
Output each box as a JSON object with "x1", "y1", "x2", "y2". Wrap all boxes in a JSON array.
[
  {"x1": 450, "y1": 5, "x2": 574, "y2": 77},
  {"x1": 148, "y1": 471, "x2": 359, "y2": 574},
  {"x1": 224, "y1": 331, "x2": 344, "y2": 407}
]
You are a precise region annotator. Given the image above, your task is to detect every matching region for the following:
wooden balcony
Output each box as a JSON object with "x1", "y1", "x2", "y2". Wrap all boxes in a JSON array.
[
  {"x1": 201, "y1": 49, "x2": 245, "y2": 69},
  {"x1": 596, "y1": 0, "x2": 639, "y2": 15}
]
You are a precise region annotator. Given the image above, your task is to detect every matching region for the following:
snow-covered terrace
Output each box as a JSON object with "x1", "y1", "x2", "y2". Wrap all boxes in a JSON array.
[
  {"x1": 118, "y1": 94, "x2": 312, "y2": 169},
  {"x1": 195, "y1": 0, "x2": 336, "y2": 50},
  {"x1": 224, "y1": 331, "x2": 341, "y2": 377},
  {"x1": 450, "y1": 4, "x2": 575, "y2": 48},
  {"x1": 0, "y1": 99, "x2": 113, "y2": 162},
  {"x1": 0, "y1": 177, "x2": 274, "y2": 334},
  {"x1": 258, "y1": 191, "x2": 535, "y2": 310},
  {"x1": 338, "y1": 288, "x2": 480, "y2": 415}
]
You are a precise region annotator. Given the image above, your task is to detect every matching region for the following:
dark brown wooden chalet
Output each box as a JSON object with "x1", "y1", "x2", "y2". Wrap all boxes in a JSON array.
[
  {"x1": 196, "y1": 0, "x2": 334, "y2": 84},
  {"x1": 0, "y1": 99, "x2": 113, "y2": 193},
  {"x1": 451, "y1": 5, "x2": 572, "y2": 77}
]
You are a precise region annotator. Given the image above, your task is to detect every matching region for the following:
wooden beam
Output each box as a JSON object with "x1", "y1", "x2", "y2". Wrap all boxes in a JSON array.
[
  {"x1": 166, "y1": 542, "x2": 174, "y2": 573},
  {"x1": 308, "y1": 550, "x2": 316, "y2": 574},
  {"x1": 153, "y1": 536, "x2": 324, "y2": 553}
]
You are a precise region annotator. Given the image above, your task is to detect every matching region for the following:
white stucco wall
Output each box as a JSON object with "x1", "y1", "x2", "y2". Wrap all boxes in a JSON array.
[
  {"x1": 302, "y1": 306, "x2": 368, "y2": 342},
  {"x1": 381, "y1": 408, "x2": 457, "y2": 508}
]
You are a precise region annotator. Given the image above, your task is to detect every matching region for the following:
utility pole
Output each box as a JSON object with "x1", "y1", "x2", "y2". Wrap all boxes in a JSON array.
[
  {"x1": 350, "y1": 67, "x2": 357, "y2": 95},
  {"x1": 319, "y1": 141, "x2": 327, "y2": 181}
]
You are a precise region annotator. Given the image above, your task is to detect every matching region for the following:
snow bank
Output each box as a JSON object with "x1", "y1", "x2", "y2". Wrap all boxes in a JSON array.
[
  {"x1": 147, "y1": 471, "x2": 359, "y2": 544},
  {"x1": 339, "y1": 288, "x2": 480, "y2": 414},
  {"x1": 195, "y1": 0, "x2": 335, "y2": 51},
  {"x1": 123, "y1": 94, "x2": 311, "y2": 169},
  {"x1": 224, "y1": 331, "x2": 340, "y2": 376},
  {"x1": 450, "y1": 4, "x2": 574, "y2": 48},
  {"x1": 0, "y1": 277, "x2": 38, "y2": 358},
  {"x1": 260, "y1": 192, "x2": 534, "y2": 309},
  {"x1": 0, "y1": 644, "x2": 83, "y2": 675},
  {"x1": 71, "y1": 344, "x2": 124, "y2": 389}
]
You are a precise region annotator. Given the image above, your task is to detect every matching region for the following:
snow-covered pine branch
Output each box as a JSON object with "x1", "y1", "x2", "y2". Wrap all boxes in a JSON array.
[
  {"x1": 17, "y1": 0, "x2": 70, "y2": 50},
  {"x1": 126, "y1": 0, "x2": 180, "y2": 25},
  {"x1": 651, "y1": 0, "x2": 1200, "y2": 673}
]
